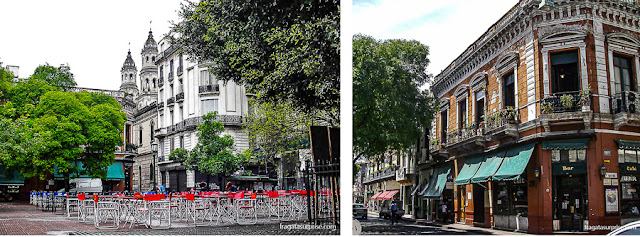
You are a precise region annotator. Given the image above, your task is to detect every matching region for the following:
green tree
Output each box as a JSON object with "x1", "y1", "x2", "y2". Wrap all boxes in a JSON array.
[
  {"x1": 0, "y1": 65, "x2": 14, "y2": 102},
  {"x1": 30, "y1": 64, "x2": 76, "y2": 91},
  {"x1": 170, "y1": 0, "x2": 340, "y2": 123},
  {"x1": 0, "y1": 65, "x2": 125, "y2": 189},
  {"x1": 243, "y1": 100, "x2": 312, "y2": 171},
  {"x1": 353, "y1": 34, "x2": 438, "y2": 160},
  {"x1": 169, "y1": 112, "x2": 241, "y2": 189}
]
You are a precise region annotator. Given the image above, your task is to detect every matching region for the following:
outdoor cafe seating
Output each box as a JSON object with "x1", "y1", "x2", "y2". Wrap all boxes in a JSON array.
[{"x1": 28, "y1": 189, "x2": 316, "y2": 230}]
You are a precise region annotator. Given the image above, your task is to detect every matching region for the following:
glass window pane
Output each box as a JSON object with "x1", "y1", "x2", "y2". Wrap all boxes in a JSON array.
[
  {"x1": 577, "y1": 149, "x2": 586, "y2": 161},
  {"x1": 569, "y1": 150, "x2": 577, "y2": 163},
  {"x1": 626, "y1": 150, "x2": 637, "y2": 163},
  {"x1": 552, "y1": 150, "x2": 560, "y2": 162},
  {"x1": 620, "y1": 149, "x2": 627, "y2": 164},
  {"x1": 560, "y1": 150, "x2": 569, "y2": 162}
]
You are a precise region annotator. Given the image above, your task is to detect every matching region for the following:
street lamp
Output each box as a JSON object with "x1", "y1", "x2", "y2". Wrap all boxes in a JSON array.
[{"x1": 151, "y1": 141, "x2": 158, "y2": 193}]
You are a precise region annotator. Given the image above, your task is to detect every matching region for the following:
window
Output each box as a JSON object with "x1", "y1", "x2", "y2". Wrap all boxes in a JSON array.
[
  {"x1": 201, "y1": 99, "x2": 219, "y2": 115},
  {"x1": 493, "y1": 179, "x2": 528, "y2": 216},
  {"x1": 125, "y1": 124, "x2": 131, "y2": 144},
  {"x1": 179, "y1": 54, "x2": 183, "y2": 72},
  {"x1": 153, "y1": 79, "x2": 156, "y2": 88},
  {"x1": 614, "y1": 54, "x2": 634, "y2": 94},
  {"x1": 180, "y1": 136, "x2": 184, "y2": 149},
  {"x1": 170, "y1": 110, "x2": 174, "y2": 125},
  {"x1": 200, "y1": 70, "x2": 217, "y2": 86},
  {"x1": 551, "y1": 149, "x2": 586, "y2": 163},
  {"x1": 475, "y1": 90, "x2": 485, "y2": 125},
  {"x1": 139, "y1": 127, "x2": 143, "y2": 145},
  {"x1": 149, "y1": 164, "x2": 154, "y2": 182},
  {"x1": 146, "y1": 56, "x2": 149, "y2": 62},
  {"x1": 551, "y1": 50, "x2": 580, "y2": 94},
  {"x1": 503, "y1": 72, "x2": 515, "y2": 107},
  {"x1": 169, "y1": 60, "x2": 174, "y2": 77},
  {"x1": 152, "y1": 56, "x2": 155, "y2": 62},
  {"x1": 440, "y1": 110, "x2": 448, "y2": 144},
  {"x1": 150, "y1": 122, "x2": 154, "y2": 140},
  {"x1": 458, "y1": 99, "x2": 467, "y2": 129},
  {"x1": 160, "y1": 66, "x2": 164, "y2": 79},
  {"x1": 170, "y1": 137, "x2": 175, "y2": 152}
]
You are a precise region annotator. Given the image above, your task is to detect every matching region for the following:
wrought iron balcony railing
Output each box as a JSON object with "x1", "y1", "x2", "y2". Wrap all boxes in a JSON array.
[
  {"x1": 158, "y1": 77, "x2": 164, "y2": 87},
  {"x1": 364, "y1": 165, "x2": 399, "y2": 183},
  {"x1": 176, "y1": 92, "x2": 185, "y2": 102},
  {"x1": 199, "y1": 84, "x2": 220, "y2": 94},
  {"x1": 541, "y1": 91, "x2": 591, "y2": 114},
  {"x1": 167, "y1": 97, "x2": 175, "y2": 105},
  {"x1": 446, "y1": 123, "x2": 484, "y2": 145},
  {"x1": 485, "y1": 107, "x2": 519, "y2": 132},
  {"x1": 157, "y1": 101, "x2": 164, "y2": 109},
  {"x1": 613, "y1": 91, "x2": 640, "y2": 114}
]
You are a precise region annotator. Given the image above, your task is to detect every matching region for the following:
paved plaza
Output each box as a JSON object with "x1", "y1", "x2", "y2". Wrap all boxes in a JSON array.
[{"x1": 0, "y1": 202, "x2": 338, "y2": 235}]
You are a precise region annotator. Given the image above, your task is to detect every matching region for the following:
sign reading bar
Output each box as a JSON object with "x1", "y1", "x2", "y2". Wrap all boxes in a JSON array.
[{"x1": 552, "y1": 163, "x2": 587, "y2": 175}]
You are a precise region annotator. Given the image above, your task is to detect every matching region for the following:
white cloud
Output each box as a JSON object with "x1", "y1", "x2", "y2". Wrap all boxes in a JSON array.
[
  {"x1": 353, "y1": 0, "x2": 518, "y2": 76},
  {"x1": 0, "y1": 0, "x2": 183, "y2": 90}
]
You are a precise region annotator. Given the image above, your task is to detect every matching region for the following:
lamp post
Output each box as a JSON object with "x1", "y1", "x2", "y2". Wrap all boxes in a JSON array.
[{"x1": 151, "y1": 141, "x2": 158, "y2": 193}]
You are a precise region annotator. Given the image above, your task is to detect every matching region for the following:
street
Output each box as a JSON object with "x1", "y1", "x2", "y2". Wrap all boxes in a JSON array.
[
  {"x1": 356, "y1": 213, "x2": 526, "y2": 235},
  {"x1": 0, "y1": 202, "x2": 338, "y2": 235}
]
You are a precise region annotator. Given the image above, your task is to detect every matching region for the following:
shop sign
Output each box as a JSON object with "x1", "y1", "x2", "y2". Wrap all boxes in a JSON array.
[
  {"x1": 621, "y1": 175, "x2": 638, "y2": 182},
  {"x1": 604, "y1": 178, "x2": 618, "y2": 186},
  {"x1": 605, "y1": 172, "x2": 618, "y2": 179},
  {"x1": 552, "y1": 163, "x2": 587, "y2": 175},
  {"x1": 621, "y1": 164, "x2": 640, "y2": 174},
  {"x1": 606, "y1": 188, "x2": 619, "y2": 214},
  {"x1": 604, "y1": 150, "x2": 611, "y2": 156}
]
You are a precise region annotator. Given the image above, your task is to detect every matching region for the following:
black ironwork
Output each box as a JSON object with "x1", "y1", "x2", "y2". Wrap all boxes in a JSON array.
[
  {"x1": 199, "y1": 84, "x2": 220, "y2": 94},
  {"x1": 176, "y1": 92, "x2": 184, "y2": 102}
]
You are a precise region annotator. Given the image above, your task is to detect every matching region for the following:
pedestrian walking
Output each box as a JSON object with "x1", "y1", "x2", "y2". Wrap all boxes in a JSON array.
[{"x1": 390, "y1": 201, "x2": 398, "y2": 225}]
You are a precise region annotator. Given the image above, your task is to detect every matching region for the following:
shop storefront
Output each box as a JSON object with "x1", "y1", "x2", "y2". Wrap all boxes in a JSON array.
[
  {"x1": 453, "y1": 143, "x2": 535, "y2": 231},
  {"x1": 423, "y1": 165, "x2": 452, "y2": 223},
  {"x1": 0, "y1": 165, "x2": 25, "y2": 201},
  {"x1": 543, "y1": 139, "x2": 589, "y2": 232},
  {"x1": 617, "y1": 140, "x2": 640, "y2": 225}
]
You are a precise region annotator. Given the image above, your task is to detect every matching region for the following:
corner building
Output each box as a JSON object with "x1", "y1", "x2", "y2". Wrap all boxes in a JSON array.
[{"x1": 430, "y1": 0, "x2": 640, "y2": 234}]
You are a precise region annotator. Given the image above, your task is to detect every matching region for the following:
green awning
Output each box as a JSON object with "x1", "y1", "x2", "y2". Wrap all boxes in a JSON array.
[
  {"x1": 424, "y1": 166, "x2": 451, "y2": 199},
  {"x1": 454, "y1": 155, "x2": 484, "y2": 185},
  {"x1": 106, "y1": 161, "x2": 125, "y2": 180},
  {"x1": 617, "y1": 140, "x2": 640, "y2": 150},
  {"x1": 493, "y1": 143, "x2": 535, "y2": 181},
  {"x1": 542, "y1": 138, "x2": 588, "y2": 150},
  {"x1": 0, "y1": 166, "x2": 24, "y2": 185},
  {"x1": 470, "y1": 151, "x2": 506, "y2": 183},
  {"x1": 411, "y1": 184, "x2": 421, "y2": 196}
]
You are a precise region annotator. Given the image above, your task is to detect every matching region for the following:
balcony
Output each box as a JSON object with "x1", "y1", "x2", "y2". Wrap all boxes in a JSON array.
[
  {"x1": 177, "y1": 66, "x2": 183, "y2": 76},
  {"x1": 168, "y1": 71, "x2": 174, "y2": 81},
  {"x1": 363, "y1": 165, "x2": 399, "y2": 184},
  {"x1": 444, "y1": 124, "x2": 487, "y2": 156},
  {"x1": 167, "y1": 97, "x2": 175, "y2": 105},
  {"x1": 176, "y1": 92, "x2": 184, "y2": 102},
  {"x1": 154, "y1": 127, "x2": 167, "y2": 138},
  {"x1": 158, "y1": 77, "x2": 164, "y2": 87},
  {"x1": 396, "y1": 167, "x2": 415, "y2": 182},
  {"x1": 199, "y1": 84, "x2": 220, "y2": 94},
  {"x1": 612, "y1": 91, "x2": 640, "y2": 129},
  {"x1": 157, "y1": 101, "x2": 164, "y2": 109},
  {"x1": 484, "y1": 108, "x2": 519, "y2": 142},
  {"x1": 540, "y1": 91, "x2": 592, "y2": 132}
]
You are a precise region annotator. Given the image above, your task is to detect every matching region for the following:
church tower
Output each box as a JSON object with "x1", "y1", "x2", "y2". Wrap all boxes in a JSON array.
[
  {"x1": 120, "y1": 50, "x2": 139, "y2": 96},
  {"x1": 137, "y1": 30, "x2": 159, "y2": 107}
]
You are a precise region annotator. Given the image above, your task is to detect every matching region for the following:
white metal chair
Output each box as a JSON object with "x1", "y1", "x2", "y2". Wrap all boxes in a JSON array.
[{"x1": 94, "y1": 201, "x2": 120, "y2": 229}]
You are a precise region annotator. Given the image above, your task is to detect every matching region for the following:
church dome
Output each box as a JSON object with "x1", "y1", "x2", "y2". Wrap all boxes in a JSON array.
[
  {"x1": 142, "y1": 30, "x2": 158, "y2": 54},
  {"x1": 121, "y1": 51, "x2": 137, "y2": 71}
]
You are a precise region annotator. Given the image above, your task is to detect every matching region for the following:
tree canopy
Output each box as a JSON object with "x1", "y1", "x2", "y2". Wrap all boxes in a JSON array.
[
  {"x1": 0, "y1": 64, "x2": 126, "y2": 182},
  {"x1": 353, "y1": 34, "x2": 438, "y2": 159},
  {"x1": 170, "y1": 0, "x2": 340, "y2": 123},
  {"x1": 170, "y1": 112, "x2": 243, "y2": 179},
  {"x1": 243, "y1": 100, "x2": 313, "y2": 167}
]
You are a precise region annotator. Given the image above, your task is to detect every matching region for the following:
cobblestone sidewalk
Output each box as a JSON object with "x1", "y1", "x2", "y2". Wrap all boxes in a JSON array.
[{"x1": 0, "y1": 202, "x2": 338, "y2": 235}]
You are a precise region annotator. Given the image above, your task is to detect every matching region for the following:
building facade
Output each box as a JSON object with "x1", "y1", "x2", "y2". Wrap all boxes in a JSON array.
[
  {"x1": 430, "y1": 0, "x2": 640, "y2": 234},
  {"x1": 154, "y1": 36, "x2": 250, "y2": 192}
]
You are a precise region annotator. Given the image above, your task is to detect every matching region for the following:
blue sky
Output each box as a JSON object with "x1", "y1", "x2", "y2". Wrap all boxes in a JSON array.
[{"x1": 353, "y1": 0, "x2": 518, "y2": 78}]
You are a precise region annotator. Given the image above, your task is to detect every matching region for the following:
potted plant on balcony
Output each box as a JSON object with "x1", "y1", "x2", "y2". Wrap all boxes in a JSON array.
[
  {"x1": 502, "y1": 107, "x2": 517, "y2": 123},
  {"x1": 579, "y1": 83, "x2": 591, "y2": 112},
  {"x1": 560, "y1": 94, "x2": 575, "y2": 111},
  {"x1": 541, "y1": 99, "x2": 553, "y2": 114}
]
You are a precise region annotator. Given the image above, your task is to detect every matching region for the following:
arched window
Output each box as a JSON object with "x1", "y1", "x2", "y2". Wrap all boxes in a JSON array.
[
  {"x1": 146, "y1": 79, "x2": 150, "y2": 90},
  {"x1": 153, "y1": 78, "x2": 156, "y2": 88},
  {"x1": 152, "y1": 56, "x2": 155, "y2": 62},
  {"x1": 146, "y1": 56, "x2": 149, "y2": 62},
  {"x1": 129, "y1": 74, "x2": 133, "y2": 80}
]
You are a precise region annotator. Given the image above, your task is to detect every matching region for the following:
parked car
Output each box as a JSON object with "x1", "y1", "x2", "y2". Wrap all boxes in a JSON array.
[
  {"x1": 607, "y1": 220, "x2": 640, "y2": 235},
  {"x1": 353, "y1": 204, "x2": 367, "y2": 219}
]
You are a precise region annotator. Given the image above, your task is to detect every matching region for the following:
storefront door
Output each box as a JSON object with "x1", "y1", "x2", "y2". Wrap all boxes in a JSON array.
[
  {"x1": 473, "y1": 184, "x2": 485, "y2": 224},
  {"x1": 555, "y1": 175, "x2": 587, "y2": 231}
]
